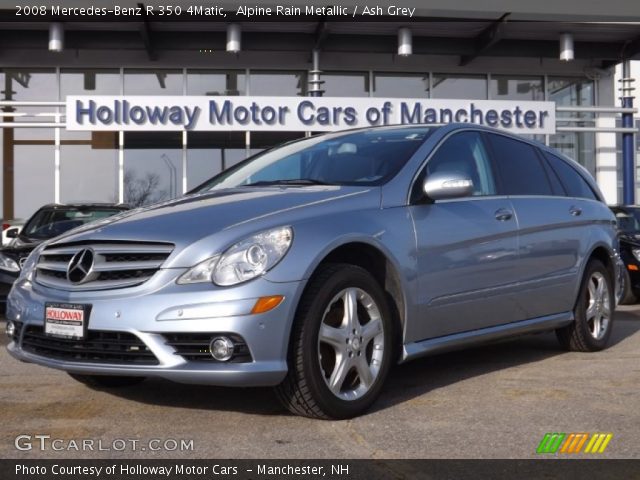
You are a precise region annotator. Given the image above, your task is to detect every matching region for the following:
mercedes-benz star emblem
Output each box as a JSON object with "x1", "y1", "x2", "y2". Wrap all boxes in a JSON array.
[{"x1": 67, "y1": 248, "x2": 96, "y2": 285}]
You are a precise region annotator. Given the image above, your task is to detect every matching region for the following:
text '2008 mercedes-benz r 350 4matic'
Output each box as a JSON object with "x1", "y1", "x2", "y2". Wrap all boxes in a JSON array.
[{"x1": 6, "y1": 124, "x2": 623, "y2": 419}]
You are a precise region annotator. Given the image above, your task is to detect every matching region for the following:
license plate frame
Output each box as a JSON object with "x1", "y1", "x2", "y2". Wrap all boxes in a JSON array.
[{"x1": 44, "y1": 303, "x2": 91, "y2": 340}]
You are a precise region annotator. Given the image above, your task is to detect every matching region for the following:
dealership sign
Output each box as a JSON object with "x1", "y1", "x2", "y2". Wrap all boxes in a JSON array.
[{"x1": 66, "y1": 96, "x2": 556, "y2": 134}]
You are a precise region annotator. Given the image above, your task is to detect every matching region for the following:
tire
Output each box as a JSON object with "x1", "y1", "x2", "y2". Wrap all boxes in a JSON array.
[
  {"x1": 275, "y1": 264, "x2": 394, "y2": 419},
  {"x1": 68, "y1": 373, "x2": 146, "y2": 388},
  {"x1": 619, "y1": 270, "x2": 637, "y2": 305},
  {"x1": 556, "y1": 259, "x2": 615, "y2": 352}
]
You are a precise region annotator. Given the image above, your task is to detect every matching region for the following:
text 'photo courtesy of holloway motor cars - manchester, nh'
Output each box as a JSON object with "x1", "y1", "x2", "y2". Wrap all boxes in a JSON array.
[{"x1": 1, "y1": 0, "x2": 640, "y2": 478}]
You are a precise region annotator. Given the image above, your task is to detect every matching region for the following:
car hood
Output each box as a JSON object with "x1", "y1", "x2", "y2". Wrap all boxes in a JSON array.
[{"x1": 48, "y1": 186, "x2": 379, "y2": 266}]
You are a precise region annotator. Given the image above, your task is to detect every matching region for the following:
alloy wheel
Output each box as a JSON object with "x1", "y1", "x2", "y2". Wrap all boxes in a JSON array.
[{"x1": 317, "y1": 287, "x2": 385, "y2": 401}]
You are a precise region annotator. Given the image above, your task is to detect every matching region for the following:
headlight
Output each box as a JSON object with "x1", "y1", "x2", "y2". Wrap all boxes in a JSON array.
[
  {"x1": 176, "y1": 255, "x2": 220, "y2": 285},
  {"x1": 632, "y1": 248, "x2": 640, "y2": 263},
  {"x1": 177, "y1": 226, "x2": 293, "y2": 286},
  {"x1": 0, "y1": 253, "x2": 20, "y2": 273}
]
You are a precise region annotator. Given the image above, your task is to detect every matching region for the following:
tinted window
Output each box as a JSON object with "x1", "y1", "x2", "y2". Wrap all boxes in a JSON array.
[
  {"x1": 539, "y1": 153, "x2": 566, "y2": 196},
  {"x1": 488, "y1": 134, "x2": 552, "y2": 196},
  {"x1": 543, "y1": 151, "x2": 598, "y2": 200},
  {"x1": 420, "y1": 131, "x2": 497, "y2": 199}
]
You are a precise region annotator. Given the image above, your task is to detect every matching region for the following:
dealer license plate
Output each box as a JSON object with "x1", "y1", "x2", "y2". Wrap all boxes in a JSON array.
[{"x1": 44, "y1": 303, "x2": 90, "y2": 340}]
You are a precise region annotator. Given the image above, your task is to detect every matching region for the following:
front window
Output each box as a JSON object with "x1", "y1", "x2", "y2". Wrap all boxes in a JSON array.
[
  {"x1": 196, "y1": 127, "x2": 432, "y2": 191},
  {"x1": 21, "y1": 207, "x2": 125, "y2": 240}
]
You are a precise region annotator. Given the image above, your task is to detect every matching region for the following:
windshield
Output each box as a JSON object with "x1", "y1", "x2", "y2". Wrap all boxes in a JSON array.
[
  {"x1": 195, "y1": 127, "x2": 432, "y2": 192},
  {"x1": 22, "y1": 207, "x2": 126, "y2": 240},
  {"x1": 613, "y1": 210, "x2": 640, "y2": 233}
]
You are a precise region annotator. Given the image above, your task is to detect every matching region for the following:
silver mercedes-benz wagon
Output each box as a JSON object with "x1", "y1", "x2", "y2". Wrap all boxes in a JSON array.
[{"x1": 6, "y1": 124, "x2": 623, "y2": 419}]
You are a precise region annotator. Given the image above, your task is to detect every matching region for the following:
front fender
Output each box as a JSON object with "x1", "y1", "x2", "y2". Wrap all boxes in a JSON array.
[{"x1": 263, "y1": 206, "x2": 418, "y2": 338}]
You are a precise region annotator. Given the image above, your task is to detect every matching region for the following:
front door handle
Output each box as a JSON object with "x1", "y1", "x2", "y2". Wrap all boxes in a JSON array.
[
  {"x1": 495, "y1": 208, "x2": 513, "y2": 221},
  {"x1": 569, "y1": 206, "x2": 583, "y2": 217}
]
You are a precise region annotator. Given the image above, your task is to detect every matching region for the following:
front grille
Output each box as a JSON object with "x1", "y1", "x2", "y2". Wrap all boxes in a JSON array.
[
  {"x1": 163, "y1": 333, "x2": 252, "y2": 363},
  {"x1": 35, "y1": 241, "x2": 174, "y2": 291},
  {"x1": 21, "y1": 325, "x2": 159, "y2": 365}
]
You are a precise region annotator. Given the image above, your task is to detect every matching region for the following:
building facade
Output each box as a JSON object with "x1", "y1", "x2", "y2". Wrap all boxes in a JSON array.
[{"x1": 1, "y1": 1, "x2": 639, "y2": 219}]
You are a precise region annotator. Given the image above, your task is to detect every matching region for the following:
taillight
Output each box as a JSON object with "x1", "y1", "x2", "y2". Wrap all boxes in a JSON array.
[{"x1": 2, "y1": 223, "x2": 10, "y2": 230}]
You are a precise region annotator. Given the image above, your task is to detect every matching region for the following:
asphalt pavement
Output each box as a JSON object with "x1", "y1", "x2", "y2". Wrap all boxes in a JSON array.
[{"x1": 1, "y1": 307, "x2": 638, "y2": 459}]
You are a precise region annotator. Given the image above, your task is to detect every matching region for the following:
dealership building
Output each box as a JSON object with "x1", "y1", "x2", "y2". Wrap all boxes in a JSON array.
[{"x1": 0, "y1": 0, "x2": 639, "y2": 220}]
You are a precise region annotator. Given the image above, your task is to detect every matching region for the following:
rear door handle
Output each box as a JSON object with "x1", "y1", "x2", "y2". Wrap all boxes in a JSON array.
[
  {"x1": 495, "y1": 208, "x2": 513, "y2": 221},
  {"x1": 569, "y1": 206, "x2": 583, "y2": 217}
]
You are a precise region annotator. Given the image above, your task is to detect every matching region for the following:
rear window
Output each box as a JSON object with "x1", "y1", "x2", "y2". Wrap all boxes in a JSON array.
[
  {"x1": 486, "y1": 134, "x2": 552, "y2": 196},
  {"x1": 542, "y1": 151, "x2": 598, "y2": 200}
]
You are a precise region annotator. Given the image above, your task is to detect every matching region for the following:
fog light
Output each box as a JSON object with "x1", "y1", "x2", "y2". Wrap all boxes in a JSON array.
[
  {"x1": 210, "y1": 336, "x2": 235, "y2": 361},
  {"x1": 6, "y1": 321, "x2": 15, "y2": 339}
]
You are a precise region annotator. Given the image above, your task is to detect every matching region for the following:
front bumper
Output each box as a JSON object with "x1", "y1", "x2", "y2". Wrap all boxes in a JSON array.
[{"x1": 6, "y1": 269, "x2": 303, "y2": 387}]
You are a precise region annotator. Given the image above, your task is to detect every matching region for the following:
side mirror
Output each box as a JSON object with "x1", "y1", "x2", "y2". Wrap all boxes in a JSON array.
[
  {"x1": 5, "y1": 228, "x2": 19, "y2": 238},
  {"x1": 423, "y1": 171, "x2": 474, "y2": 201}
]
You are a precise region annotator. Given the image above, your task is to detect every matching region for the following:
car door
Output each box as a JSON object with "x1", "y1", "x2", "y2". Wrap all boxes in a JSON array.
[
  {"x1": 486, "y1": 133, "x2": 589, "y2": 319},
  {"x1": 408, "y1": 131, "x2": 521, "y2": 342}
]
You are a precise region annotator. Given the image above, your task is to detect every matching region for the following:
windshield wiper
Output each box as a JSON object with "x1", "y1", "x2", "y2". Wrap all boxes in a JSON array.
[{"x1": 242, "y1": 179, "x2": 332, "y2": 187}]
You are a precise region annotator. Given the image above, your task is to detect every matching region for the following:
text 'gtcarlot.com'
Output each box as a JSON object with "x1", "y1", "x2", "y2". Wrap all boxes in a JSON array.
[{"x1": 14, "y1": 435, "x2": 194, "y2": 452}]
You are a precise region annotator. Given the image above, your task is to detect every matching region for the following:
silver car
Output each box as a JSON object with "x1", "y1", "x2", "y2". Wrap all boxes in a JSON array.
[{"x1": 6, "y1": 124, "x2": 623, "y2": 419}]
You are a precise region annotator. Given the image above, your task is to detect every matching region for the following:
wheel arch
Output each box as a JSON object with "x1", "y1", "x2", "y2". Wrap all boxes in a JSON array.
[
  {"x1": 298, "y1": 240, "x2": 408, "y2": 361},
  {"x1": 575, "y1": 243, "x2": 618, "y2": 304}
]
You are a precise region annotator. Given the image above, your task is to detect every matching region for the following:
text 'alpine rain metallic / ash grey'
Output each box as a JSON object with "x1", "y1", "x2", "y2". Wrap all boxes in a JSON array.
[{"x1": 6, "y1": 124, "x2": 623, "y2": 419}]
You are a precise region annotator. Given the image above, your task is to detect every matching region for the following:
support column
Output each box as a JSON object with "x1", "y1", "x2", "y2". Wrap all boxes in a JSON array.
[
  {"x1": 2, "y1": 74, "x2": 15, "y2": 219},
  {"x1": 595, "y1": 70, "x2": 618, "y2": 204},
  {"x1": 621, "y1": 60, "x2": 636, "y2": 205}
]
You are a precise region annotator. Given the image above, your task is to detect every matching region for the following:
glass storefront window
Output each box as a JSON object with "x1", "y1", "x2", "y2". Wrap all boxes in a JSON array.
[
  {"x1": 124, "y1": 69, "x2": 183, "y2": 95},
  {"x1": 60, "y1": 134, "x2": 119, "y2": 204},
  {"x1": 548, "y1": 76, "x2": 595, "y2": 173},
  {"x1": 59, "y1": 69, "x2": 120, "y2": 203},
  {"x1": 61, "y1": 68, "x2": 121, "y2": 98},
  {"x1": 124, "y1": 132, "x2": 182, "y2": 206},
  {"x1": 372, "y1": 73, "x2": 430, "y2": 98},
  {"x1": 187, "y1": 70, "x2": 246, "y2": 96},
  {"x1": 186, "y1": 132, "x2": 246, "y2": 190},
  {"x1": 1, "y1": 69, "x2": 57, "y2": 218},
  {"x1": 548, "y1": 77, "x2": 594, "y2": 108},
  {"x1": 323, "y1": 72, "x2": 369, "y2": 97},
  {"x1": 489, "y1": 75, "x2": 544, "y2": 101},
  {"x1": 2, "y1": 69, "x2": 57, "y2": 140},
  {"x1": 14, "y1": 129, "x2": 55, "y2": 219},
  {"x1": 249, "y1": 71, "x2": 307, "y2": 96},
  {"x1": 432, "y1": 74, "x2": 487, "y2": 99}
]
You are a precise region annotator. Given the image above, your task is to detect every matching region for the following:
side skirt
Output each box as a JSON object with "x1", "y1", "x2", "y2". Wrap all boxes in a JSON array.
[{"x1": 401, "y1": 312, "x2": 573, "y2": 363}]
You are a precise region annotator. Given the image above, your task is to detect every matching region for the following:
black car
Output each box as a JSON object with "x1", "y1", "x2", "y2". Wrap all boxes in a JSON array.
[
  {"x1": 610, "y1": 205, "x2": 640, "y2": 304},
  {"x1": 0, "y1": 203, "x2": 129, "y2": 309}
]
